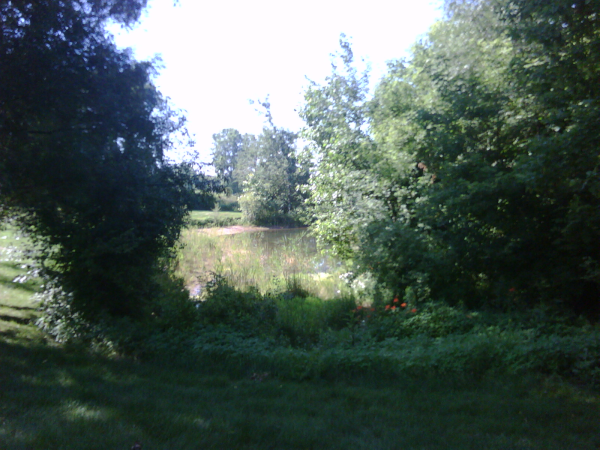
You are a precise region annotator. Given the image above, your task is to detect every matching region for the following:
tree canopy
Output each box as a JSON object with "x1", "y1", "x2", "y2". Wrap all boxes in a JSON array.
[
  {"x1": 211, "y1": 128, "x2": 244, "y2": 194},
  {"x1": 0, "y1": 0, "x2": 195, "y2": 319},
  {"x1": 301, "y1": 0, "x2": 600, "y2": 315}
]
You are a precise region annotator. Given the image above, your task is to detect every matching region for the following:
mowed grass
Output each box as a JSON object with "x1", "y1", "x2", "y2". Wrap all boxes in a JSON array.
[
  {"x1": 0, "y1": 226, "x2": 44, "y2": 344},
  {"x1": 1, "y1": 225, "x2": 600, "y2": 449},
  {"x1": 188, "y1": 210, "x2": 243, "y2": 228},
  {"x1": 189, "y1": 211, "x2": 242, "y2": 222}
]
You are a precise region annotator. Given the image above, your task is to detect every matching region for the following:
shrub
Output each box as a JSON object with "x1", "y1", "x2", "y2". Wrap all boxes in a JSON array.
[
  {"x1": 216, "y1": 194, "x2": 240, "y2": 212},
  {"x1": 197, "y1": 274, "x2": 278, "y2": 337},
  {"x1": 369, "y1": 302, "x2": 478, "y2": 340}
]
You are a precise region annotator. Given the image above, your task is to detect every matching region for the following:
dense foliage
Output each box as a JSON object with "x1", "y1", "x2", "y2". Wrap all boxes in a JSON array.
[
  {"x1": 211, "y1": 128, "x2": 244, "y2": 194},
  {"x1": 237, "y1": 126, "x2": 307, "y2": 225},
  {"x1": 0, "y1": 0, "x2": 196, "y2": 319},
  {"x1": 211, "y1": 105, "x2": 308, "y2": 225},
  {"x1": 301, "y1": 0, "x2": 600, "y2": 316}
]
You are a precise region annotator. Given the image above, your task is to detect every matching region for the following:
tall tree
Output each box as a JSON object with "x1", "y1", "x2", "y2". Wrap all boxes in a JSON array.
[
  {"x1": 238, "y1": 127, "x2": 306, "y2": 225},
  {"x1": 233, "y1": 102, "x2": 307, "y2": 225},
  {"x1": 0, "y1": 0, "x2": 195, "y2": 319},
  {"x1": 302, "y1": 1, "x2": 600, "y2": 314},
  {"x1": 211, "y1": 128, "x2": 243, "y2": 193},
  {"x1": 299, "y1": 36, "x2": 387, "y2": 259}
]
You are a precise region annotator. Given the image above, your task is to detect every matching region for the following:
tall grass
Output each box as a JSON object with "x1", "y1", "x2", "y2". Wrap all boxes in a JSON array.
[{"x1": 176, "y1": 229, "x2": 348, "y2": 299}]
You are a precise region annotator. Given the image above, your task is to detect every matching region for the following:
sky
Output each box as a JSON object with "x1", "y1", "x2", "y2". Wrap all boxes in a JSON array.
[{"x1": 109, "y1": 0, "x2": 444, "y2": 165}]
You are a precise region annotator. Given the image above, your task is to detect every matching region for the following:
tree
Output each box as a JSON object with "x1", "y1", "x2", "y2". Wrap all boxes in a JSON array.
[
  {"x1": 299, "y1": 36, "x2": 391, "y2": 259},
  {"x1": 211, "y1": 128, "x2": 244, "y2": 193},
  {"x1": 230, "y1": 102, "x2": 307, "y2": 225},
  {"x1": 0, "y1": 0, "x2": 195, "y2": 320},
  {"x1": 238, "y1": 126, "x2": 307, "y2": 225},
  {"x1": 302, "y1": 2, "x2": 600, "y2": 315}
]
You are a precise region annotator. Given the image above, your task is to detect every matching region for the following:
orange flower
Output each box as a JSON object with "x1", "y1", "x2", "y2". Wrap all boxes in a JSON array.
[
  {"x1": 509, "y1": 287, "x2": 516, "y2": 292},
  {"x1": 357, "y1": 305, "x2": 363, "y2": 310},
  {"x1": 391, "y1": 306, "x2": 397, "y2": 310},
  {"x1": 385, "y1": 305, "x2": 391, "y2": 310},
  {"x1": 370, "y1": 307, "x2": 375, "y2": 312},
  {"x1": 393, "y1": 297, "x2": 399, "y2": 303},
  {"x1": 410, "y1": 308, "x2": 417, "y2": 313},
  {"x1": 400, "y1": 302, "x2": 407, "y2": 308}
]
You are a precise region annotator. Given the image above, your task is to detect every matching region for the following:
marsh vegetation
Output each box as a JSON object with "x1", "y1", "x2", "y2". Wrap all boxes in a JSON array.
[{"x1": 176, "y1": 227, "x2": 346, "y2": 299}]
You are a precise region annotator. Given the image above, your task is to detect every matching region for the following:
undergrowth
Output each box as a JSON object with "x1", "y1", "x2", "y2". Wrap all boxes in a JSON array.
[{"x1": 38, "y1": 271, "x2": 600, "y2": 386}]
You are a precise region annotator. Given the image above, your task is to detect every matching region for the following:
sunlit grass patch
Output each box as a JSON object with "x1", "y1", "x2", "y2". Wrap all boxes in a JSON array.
[
  {"x1": 188, "y1": 210, "x2": 244, "y2": 228},
  {"x1": 0, "y1": 224, "x2": 43, "y2": 343}
]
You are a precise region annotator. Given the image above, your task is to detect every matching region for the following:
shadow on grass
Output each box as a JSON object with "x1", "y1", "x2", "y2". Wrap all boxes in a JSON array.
[
  {"x1": 0, "y1": 303, "x2": 37, "y2": 311},
  {"x1": 1, "y1": 337, "x2": 600, "y2": 450},
  {"x1": 0, "y1": 314, "x2": 31, "y2": 325},
  {"x1": 0, "y1": 263, "x2": 39, "y2": 295}
]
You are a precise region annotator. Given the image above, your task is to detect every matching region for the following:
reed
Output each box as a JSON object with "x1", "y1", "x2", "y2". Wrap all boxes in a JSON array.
[{"x1": 176, "y1": 229, "x2": 348, "y2": 299}]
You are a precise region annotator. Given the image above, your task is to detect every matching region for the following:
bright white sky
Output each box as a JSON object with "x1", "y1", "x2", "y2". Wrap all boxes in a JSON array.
[{"x1": 110, "y1": 0, "x2": 443, "y2": 164}]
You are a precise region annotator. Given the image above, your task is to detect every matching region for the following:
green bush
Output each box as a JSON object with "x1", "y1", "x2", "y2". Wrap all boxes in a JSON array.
[
  {"x1": 197, "y1": 274, "x2": 356, "y2": 347},
  {"x1": 275, "y1": 296, "x2": 352, "y2": 346},
  {"x1": 39, "y1": 269, "x2": 600, "y2": 387},
  {"x1": 239, "y1": 192, "x2": 303, "y2": 226},
  {"x1": 369, "y1": 302, "x2": 478, "y2": 340},
  {"x1": 197, "y1": 274, "x2": 278, "y2": 337},
  {"x1": 216, "y1": 194, "x2": 240, "y2": 212}
]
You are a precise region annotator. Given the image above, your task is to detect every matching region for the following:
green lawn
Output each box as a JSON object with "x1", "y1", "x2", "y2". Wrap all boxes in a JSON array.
[
  {"x1": 1, "y1": 225, "x2": 600, "y2": 449},
  {"x1": 188, "y1": 210, "x2": 243, "y2": 228}
]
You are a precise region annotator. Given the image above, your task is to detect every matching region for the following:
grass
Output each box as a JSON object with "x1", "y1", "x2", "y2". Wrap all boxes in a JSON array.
[
  {"x1": 2, "y1": 334, "x2": 600, "y2": 449},
  {"x1": 188, "y1": 210, "x2": 244, "y2": 228},
  {"x1": 2, "y1": 224, "x2": 600, "y2": 449}
]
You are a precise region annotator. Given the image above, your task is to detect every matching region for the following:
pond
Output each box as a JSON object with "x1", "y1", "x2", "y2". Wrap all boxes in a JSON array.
[
  {"x1": 241, "y1": 227, "x2": 339, "y2": 275},
  {"x1": 178, "y1": 226, "x2": 346, "y2": 298}
]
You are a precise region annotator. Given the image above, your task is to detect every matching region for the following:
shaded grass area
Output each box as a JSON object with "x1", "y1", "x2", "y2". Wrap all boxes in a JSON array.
[
  {"x1": 2, "y1": 225, "x2": 600, "y2": 449},
  {"x1": 2, "y1": 337, "x2": 600, "y2": 450}
]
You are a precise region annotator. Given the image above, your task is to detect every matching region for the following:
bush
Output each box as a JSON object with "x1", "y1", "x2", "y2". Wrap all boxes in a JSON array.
[
  {"x1": 239, "y1": 192, "x2": 303, "y2": 226},
  {"x1": 216, "y1": 194, "x2": 240, "y2": 212},
  {"x1": 197, "y1": 274, "x2": 278, "y2": 337},
  {"x1": 369, "y1": 302, "x2": 478, "y2": 340},
  {"x1": 275, "y1": 296, "x2": 354, "y2": 346}
]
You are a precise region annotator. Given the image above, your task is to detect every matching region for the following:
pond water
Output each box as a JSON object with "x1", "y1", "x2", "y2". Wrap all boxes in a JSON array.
[
  {"x1": 233, "y1": 227, "x2": 340, "y2": 275},
  {"x1": 182, "y1": 225, "x2": 346, "y2": 298}
]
